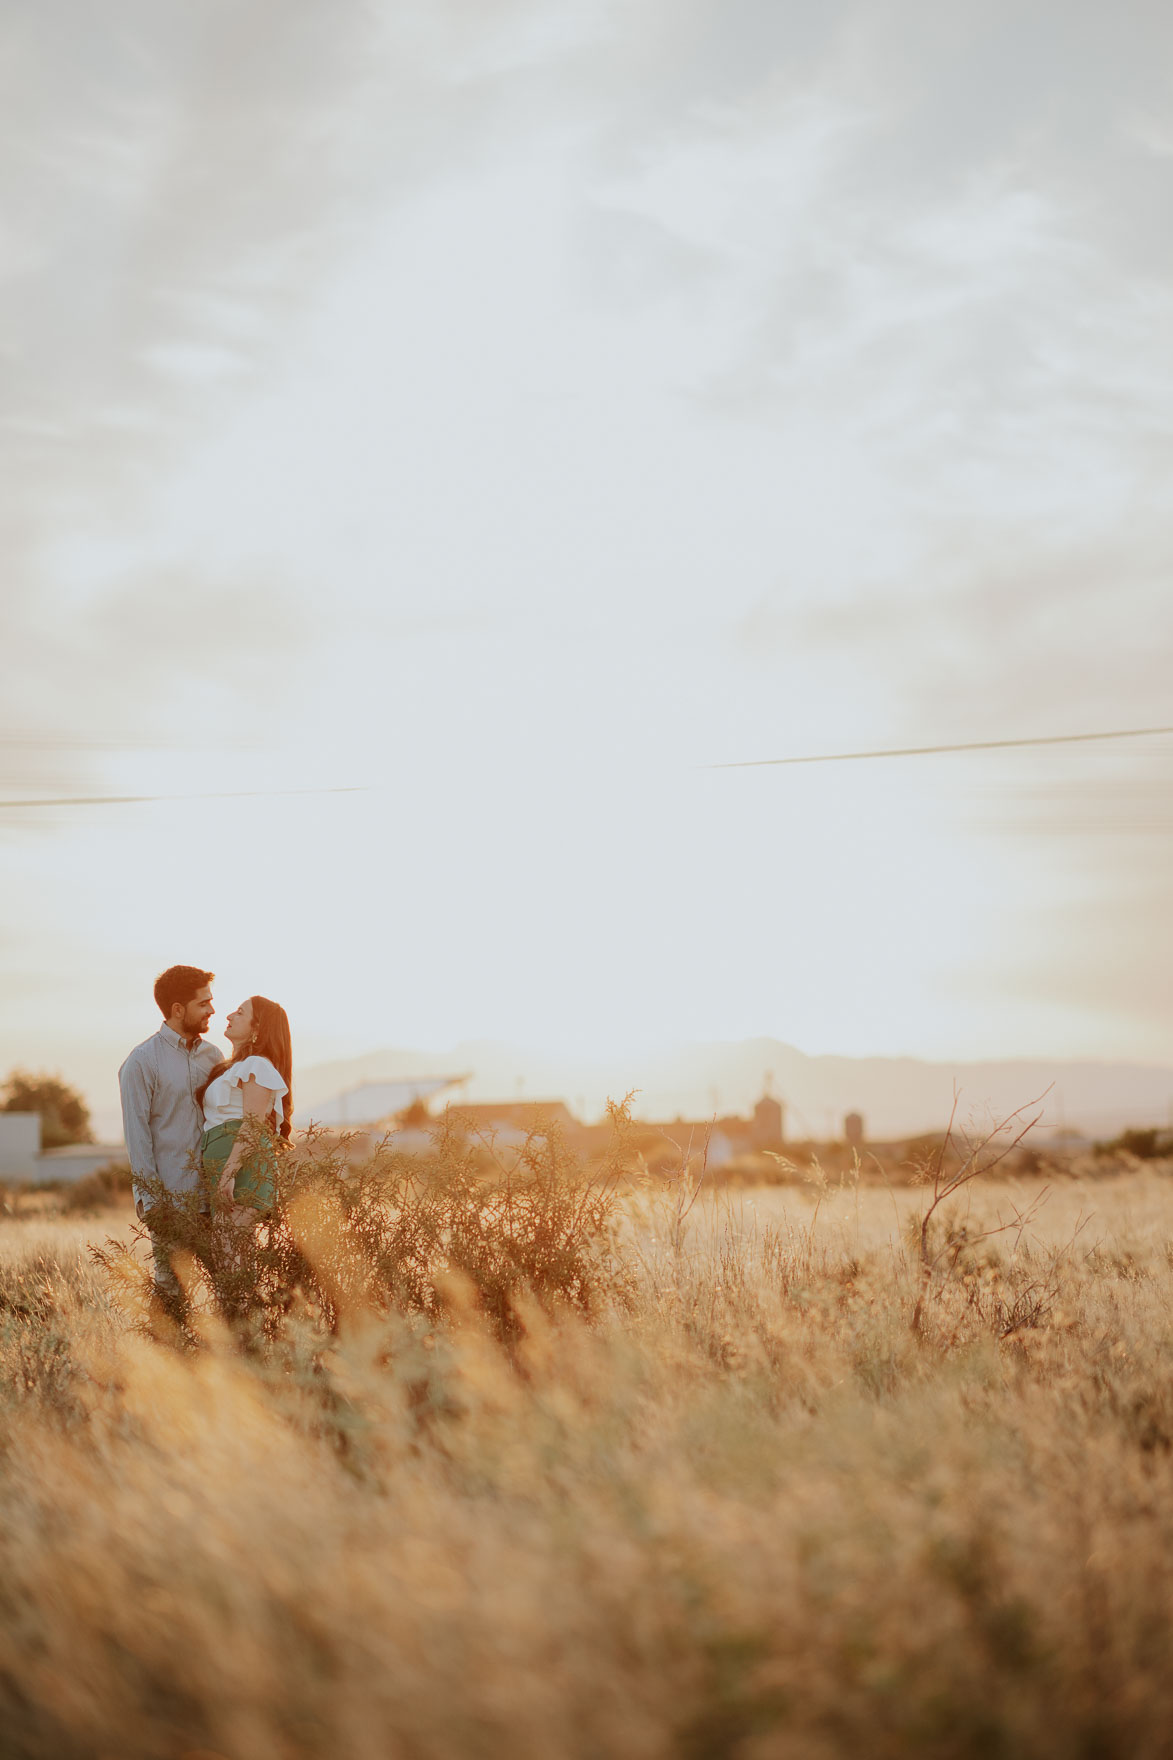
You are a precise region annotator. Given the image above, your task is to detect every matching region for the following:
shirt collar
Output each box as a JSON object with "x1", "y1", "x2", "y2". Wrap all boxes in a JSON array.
[{"x1": 158, "y1": 1023, "x2": 202, "y2": 1052}]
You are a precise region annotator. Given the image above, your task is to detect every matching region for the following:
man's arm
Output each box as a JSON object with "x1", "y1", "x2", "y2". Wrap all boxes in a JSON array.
[{"x1": 118, "y1": 1048, "x2": 157, "y2": 1201}]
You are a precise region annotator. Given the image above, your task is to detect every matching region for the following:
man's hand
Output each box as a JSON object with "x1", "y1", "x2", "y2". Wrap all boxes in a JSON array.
[{"x1": 217, "y1": 1171, "x2": 236, "y2": 1207}]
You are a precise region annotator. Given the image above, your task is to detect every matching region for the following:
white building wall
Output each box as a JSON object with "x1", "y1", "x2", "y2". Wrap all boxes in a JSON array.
[
  {"x1": 0, "y1": 1113, "x2": 42, "y2": 1179},
  {"x1": 34, "y1": 1145, "x2": 126, "y2": 1184}
]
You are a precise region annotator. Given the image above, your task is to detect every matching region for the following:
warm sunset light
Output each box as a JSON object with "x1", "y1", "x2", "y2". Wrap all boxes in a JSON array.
[
  {"x1": 2, "y1": 9, "x2": 1172, "y2": 1754},
  {"x1": 3, "y1": 1, "x2": 1171, "y2": 1142}
]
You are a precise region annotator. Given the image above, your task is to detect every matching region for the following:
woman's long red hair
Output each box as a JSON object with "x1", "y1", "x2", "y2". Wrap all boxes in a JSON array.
[{"x1": 195, "y1": 995, "x2": 294, "y2": 1139}]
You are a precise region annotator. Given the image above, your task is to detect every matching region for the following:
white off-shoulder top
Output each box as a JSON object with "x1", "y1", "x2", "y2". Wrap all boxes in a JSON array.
[{"x1": 202, "y1": 1055, "x2": 288, "y2": 1130}]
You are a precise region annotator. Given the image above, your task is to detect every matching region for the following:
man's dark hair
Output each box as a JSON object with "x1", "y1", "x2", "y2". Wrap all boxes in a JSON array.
[{"x1": 154, "y1": 966, "x2": 214, "y2": 1019}]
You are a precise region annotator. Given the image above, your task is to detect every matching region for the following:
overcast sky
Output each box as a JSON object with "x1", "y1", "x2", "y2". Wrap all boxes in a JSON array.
[{"x1": 3, "y1": 0, "x2": 1172, "y2": 1127}]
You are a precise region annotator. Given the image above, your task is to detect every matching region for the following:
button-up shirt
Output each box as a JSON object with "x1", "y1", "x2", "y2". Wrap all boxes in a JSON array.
[{"x1": 119, "y1": 1024, "x2": 225, "y2": 1207}]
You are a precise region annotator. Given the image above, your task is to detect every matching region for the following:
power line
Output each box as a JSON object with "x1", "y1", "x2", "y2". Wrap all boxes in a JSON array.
[
  {"x1": 710, "y1": 724, "x2": 1173, "y2": 770},
  {"x1": 1, "y1": 724, "x2": 1170, "y2": 809},
  {"x1": 0, "y1": 735, "x2": 258, "y2": 751},
  {"x1": 0, "y1": 785, "x2": 368, "y2": 810}
]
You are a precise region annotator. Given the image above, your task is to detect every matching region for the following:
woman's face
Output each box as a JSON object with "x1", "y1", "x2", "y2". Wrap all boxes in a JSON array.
[{"x1": 225, "y1": 998, "x2": 255, "y2": 1049}]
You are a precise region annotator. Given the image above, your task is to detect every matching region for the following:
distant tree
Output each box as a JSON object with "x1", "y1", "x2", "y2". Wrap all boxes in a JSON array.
[
  {"x1": 0, "y1": 1070, "x2": 94, "y2": 1148},
  {"x1": 1094, "y1": 1126, "x2": 1173, "y2": 1161}
]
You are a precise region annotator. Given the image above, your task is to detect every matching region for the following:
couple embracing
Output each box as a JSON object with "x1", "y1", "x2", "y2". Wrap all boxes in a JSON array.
[{"x1": 118, "y1": 964, "x2": 294, "y2": 1305}]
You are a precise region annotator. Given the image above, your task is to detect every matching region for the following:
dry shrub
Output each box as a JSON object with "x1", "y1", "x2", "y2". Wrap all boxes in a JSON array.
[{"x1": 94, "y1": 1105, "x2": 634, "y2": 1348}]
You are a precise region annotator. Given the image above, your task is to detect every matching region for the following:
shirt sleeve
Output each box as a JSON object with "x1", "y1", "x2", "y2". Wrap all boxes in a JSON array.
[
  {"x1": 119, "y1": 1049, "x2": 158, "y2": 1184},
  {"x1": 232, "y1": 1055, "x2": 288, "y2": 1098}
]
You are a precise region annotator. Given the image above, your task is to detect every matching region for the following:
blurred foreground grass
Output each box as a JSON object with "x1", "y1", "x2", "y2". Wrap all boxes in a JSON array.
[{"x1": 2, "y1": 1128, "x2": 1173, "y2": 1759}]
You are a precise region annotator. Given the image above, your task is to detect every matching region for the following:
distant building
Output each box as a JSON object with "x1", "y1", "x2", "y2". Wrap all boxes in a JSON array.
[
  {"x1": 322, "y1": 1100, "x2": 585, "y2": 1163},
  {"x1": 447, "y1": 1101, "x2": 579, "y2": 1145},
  {"x1": 0, "y1": 1114, "x2": 41, "y2": 1179},
  {"x1": 0, "y1": 1114, "x2": 124, "y2": 1184},
  {"x1": 844, "y1": 1112, "x2": 865, "y2": 1147},
  {"x1": 314, "y1": 1084, "x2": 796, "y2": 1172},
  {"x1": 36, "y1": 1144, "x2": 127, "y2": 1182},
  {"x1": 304, "y1": 1075, "x2": 466, "y2": 1130},
  {"x1": 638, "y1": 1120, "x2": 738, "y2": 1171},
  {"x1": 751, "y1": 1094, "x2": 784, "y2": 1148},
  {"x1": 635, "y1": 1089, "x2": 787, "y2": 1170}
]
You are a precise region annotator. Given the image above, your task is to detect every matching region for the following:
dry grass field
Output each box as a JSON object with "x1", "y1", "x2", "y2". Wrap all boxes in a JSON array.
[{"x1": 2, "y1": 1124, "x2": 1172, "y2": 1760}]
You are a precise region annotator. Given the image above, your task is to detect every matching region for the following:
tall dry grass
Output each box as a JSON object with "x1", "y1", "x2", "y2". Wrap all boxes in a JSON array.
[{"x1": 1, "y1": 1120, "x2": 1173, "y2": 1759}]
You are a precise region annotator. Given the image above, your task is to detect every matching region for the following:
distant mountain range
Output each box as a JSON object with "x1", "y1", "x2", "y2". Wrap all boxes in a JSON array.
[{"x1": 295, "y1": 1038, "x2": 1173, "y2": 1142}]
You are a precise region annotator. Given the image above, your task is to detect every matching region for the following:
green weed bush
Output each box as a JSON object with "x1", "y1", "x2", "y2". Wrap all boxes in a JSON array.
[{"x1": 95, "y1": 1107, "x2": 633, "y2": 1348}]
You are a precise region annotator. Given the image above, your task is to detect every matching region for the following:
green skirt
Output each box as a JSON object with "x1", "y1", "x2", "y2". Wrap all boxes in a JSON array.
[{"x1": 201, "y1": 1119, "x2": 277, "y2": 1214}]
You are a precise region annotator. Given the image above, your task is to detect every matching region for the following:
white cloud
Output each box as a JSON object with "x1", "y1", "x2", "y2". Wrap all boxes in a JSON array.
[{"x1": 2, "y1": 0, "x2": 1173, "y2": 1110}]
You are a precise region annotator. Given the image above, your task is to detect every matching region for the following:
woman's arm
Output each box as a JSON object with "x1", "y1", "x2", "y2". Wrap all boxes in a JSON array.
[{"x1": 217, "y1": 1076, "x2": 277, "y2": 1224}]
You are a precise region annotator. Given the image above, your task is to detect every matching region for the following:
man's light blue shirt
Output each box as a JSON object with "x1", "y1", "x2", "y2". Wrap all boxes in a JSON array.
[{"x1": 119, "y1": 1024, "x2": 225, "y2": 1208}]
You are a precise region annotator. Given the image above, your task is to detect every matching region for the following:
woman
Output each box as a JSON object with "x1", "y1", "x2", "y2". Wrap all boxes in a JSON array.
[{"x1": 195, "y1": 995, "x2": 293, "y2": 1226}]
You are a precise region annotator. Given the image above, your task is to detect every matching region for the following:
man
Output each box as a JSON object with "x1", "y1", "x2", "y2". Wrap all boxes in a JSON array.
[{"x1": 119, "y1": 965, "x2": 222, "y2": 1306}]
